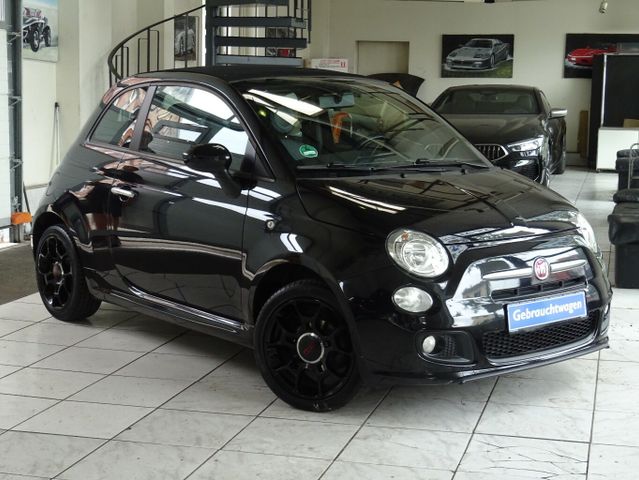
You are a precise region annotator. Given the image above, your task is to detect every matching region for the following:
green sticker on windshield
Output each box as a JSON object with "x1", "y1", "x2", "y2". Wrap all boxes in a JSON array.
[{"x1": 300, "y1": 145, "x2": 319, "y2": 159}]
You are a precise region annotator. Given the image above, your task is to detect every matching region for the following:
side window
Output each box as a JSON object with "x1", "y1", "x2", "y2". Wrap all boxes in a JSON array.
[
  {"x1": 92, "y1": 88, "x2": 147, "y2": 148},
  {"x1": 140, "y1": 85, "x2": 250, "y2": 171}
]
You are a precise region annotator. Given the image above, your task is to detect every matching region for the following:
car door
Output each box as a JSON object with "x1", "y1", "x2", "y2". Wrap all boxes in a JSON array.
[{"x1": 108, "y1": 83, "x2": 253, "y2": 321}]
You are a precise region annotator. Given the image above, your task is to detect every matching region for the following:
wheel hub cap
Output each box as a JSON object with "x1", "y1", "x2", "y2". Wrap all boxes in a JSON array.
[
  {"x1": 296, "y1": 332, "x2": 325, "y2": 364},
  {"x1": 52, "y1": 262, "x2": 63, "y2": 281}
]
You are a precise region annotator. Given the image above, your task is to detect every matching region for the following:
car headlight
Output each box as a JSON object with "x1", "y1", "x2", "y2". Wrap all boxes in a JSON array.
[
  {"x1": 386, "y1": 229, "x2": 450, "y2": 278},
  {"x1": 507, "y1": 136, "x2": 545, "y2": 153},
  {"x1": 575, "y1": 213, "x2": 599, "y2": 253}
]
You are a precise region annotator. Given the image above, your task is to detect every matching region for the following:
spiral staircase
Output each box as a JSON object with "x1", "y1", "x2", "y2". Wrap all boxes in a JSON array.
[{"x1": 108, "y1": 0, "x2": 312, "y2": 85}]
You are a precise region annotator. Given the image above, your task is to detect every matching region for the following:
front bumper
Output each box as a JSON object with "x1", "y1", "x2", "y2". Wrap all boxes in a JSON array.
[
  {"x1": 343, "y1": 234, "x2": 612, "y2": 386},
  {"x1": 446, "y1": 58, "x2": 492, "y2": 70}
]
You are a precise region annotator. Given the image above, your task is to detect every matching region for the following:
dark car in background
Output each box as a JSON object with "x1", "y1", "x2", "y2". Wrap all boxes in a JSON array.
[
  {"x1": 32, "y1": 68, "x2": 610, "y2": 412},
  {"x1": 432, "y1": 85, "x2": 567, "y2": 185},
  {"x1": 445, "y1": 38, "x2": 510, "y2": 71}
]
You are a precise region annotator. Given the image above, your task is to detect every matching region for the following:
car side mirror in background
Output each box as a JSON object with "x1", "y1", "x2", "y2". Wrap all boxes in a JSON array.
[
  {"x1": 183, "y1": 143, "x2": 242, "y2": 198},
  {"x1": 550, "y1": 108, "x2": 568, "y2": 119}
]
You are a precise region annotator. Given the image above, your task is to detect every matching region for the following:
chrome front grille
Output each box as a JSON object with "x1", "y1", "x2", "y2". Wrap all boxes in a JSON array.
[
  {"x1": 446, "y1": 245, "x2": 595, "y2": 329},
  {"x1": 475, "y1": 144, "x2": 508, "y2": 161}
]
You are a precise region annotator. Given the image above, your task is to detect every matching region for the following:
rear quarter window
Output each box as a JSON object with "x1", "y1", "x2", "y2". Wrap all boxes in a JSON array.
[{"x1": 91, "y1": 87, "x2": 147, "y2": 148}]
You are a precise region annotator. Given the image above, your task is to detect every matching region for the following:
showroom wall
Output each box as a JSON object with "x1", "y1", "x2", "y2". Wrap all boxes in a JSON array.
[
  {"x1": 22, "y1": 0, "x2": 202, "y2": 207},
  {"x1": 311, "y1": 0, "x2": 639, "y2": 156}
]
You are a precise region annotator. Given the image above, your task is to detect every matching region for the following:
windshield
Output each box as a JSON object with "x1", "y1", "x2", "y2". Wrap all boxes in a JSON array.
[
  {"x1": 435, "y1": 89, "x2": 540, "y2": 115},
  {"x1": 234, "y1": 78, "x2": 488, "y2": 171},
  {"x1": 467, "y1": 40, "x2": 493, "y2": 49}
]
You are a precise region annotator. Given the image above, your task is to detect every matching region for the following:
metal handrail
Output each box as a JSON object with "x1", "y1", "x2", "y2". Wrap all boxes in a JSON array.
[{"x1": 107, "y1": 4, "x2": 206, "y2": 84}]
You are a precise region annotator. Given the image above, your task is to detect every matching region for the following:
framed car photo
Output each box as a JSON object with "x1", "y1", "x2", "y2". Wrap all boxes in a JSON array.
[
  {"x1": 564, "y1": 33, "x2": 639, "y2": 78},
  {"x1": 441, "y1": 34, "x2": 514, "y2": 79},
  {"x1": 23, "y1": 0, "x2": 58, "y2": 62}
]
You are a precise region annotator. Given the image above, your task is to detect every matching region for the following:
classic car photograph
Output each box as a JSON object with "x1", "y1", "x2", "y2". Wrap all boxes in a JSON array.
[
  {"x1": 22, "y1": 1, "x2": 58, "y2": 62},
  {"x1": 564, "y1": 33, "x2": 639, "y2": 78},
  {"x1": 432, "y1": 84, "x2": 568, "y2": 184},
  {"x1": 31, "y1": 67, "x2": 608, "y2": 414},
  {"x1": 174, "y1": 15, "x2": 197, "y2": 61},
  {"x1": 442, "y1": 34, "x2": 513, "y2": 78}
]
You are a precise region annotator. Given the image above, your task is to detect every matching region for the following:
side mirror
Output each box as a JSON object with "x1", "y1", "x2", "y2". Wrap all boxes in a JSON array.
[
  {"x1": 183, "y1": 143, "x2": 232, "y2": 174},
  {"x1": 183, "y1": 143, "x2": 241, "y2": 198},
  {"x1": 550, "y1": 108, "x2": 568, "y2": 119}
]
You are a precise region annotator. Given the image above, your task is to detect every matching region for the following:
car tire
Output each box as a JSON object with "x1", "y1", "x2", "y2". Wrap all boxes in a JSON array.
[
  {"x1": 254, "y1": 280, "x2": 360, "y2": 412},
  {"x1": 44, "y1": 28, "x2": 51, "y2": 47},
  {"x1": 555, "y1": 136, "x2": 567, "y2": 174},
  {"x1": 29, "y1": 29, "x2": 40, "y2": 52},
  {"x1": 490, "y1": 55, "x2": 495, "y2": 69},
  {"x1": 35, "y1": 225, "x2": 102, "y2": 322}
]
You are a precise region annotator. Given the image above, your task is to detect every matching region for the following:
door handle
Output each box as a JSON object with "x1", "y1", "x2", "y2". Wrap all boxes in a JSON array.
[{"x1": 111, "y1": 186, "x2": 137, "y2": 199}]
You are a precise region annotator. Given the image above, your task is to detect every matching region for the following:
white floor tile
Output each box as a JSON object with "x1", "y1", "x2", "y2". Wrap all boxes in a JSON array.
[
  {"x1": 595, "y1": 382, "x2": 639, "y2": 413},
  {"x1": 598, "y1": 360, "x2": 639, "y2": 385},
  {"x1": 189, "y1": 451, "x2": 329, "y2": 480},
  {"x1": 0, "y1": 394, "x2": 57, "y2": 429},
  {"x1": 112, "y1": 315, "x2": 186, "y2": 334},
  {"x1": 339, "y1": 425, "x2": 469, "y2": 470},
  {"x1": 323, "y1": 461, "x2": 452, "y2": 480},
  {"x1": 41, "y1": 309, "x2": 138, "y2": 329},
  {"x1": 600, "y1": 339, "x2": 639, "y2": 363},
  {"x1": 32, "y1": 347, "x2": 143, "y2": 374},
  {"x1": 0, "y1": 364, "x2": 20, "y2": 378},
  {"x1": 477, "y1": 402, "x2": 592, "y2": 442},
  {"x1": 0, "y1": 340, "x2": 64, "y2": 367},
  {"x1": 0, "y1": 319, "x2": 31, "y2": 337},
  {"x1": 367, "y1": 388, "x2": 485, "y2": 433},
  {"x1": 225, "y1": 417, "x2": 358, "y2": 460},
  {"x1": 75, "y1": 329, "x2": 178, "y2": 353},
  {"x1": 262, "y1": 388, "x2": 387, "y2": 426},
  {"x1": 70, "y1": 375, "x2": 191, "y2": 407},
  {"x1": 0, "y1": 302, "x2": 51, "y2": 322},
  {"x1": 57, "y1": 440, "x2": 212, "y2": 480},
  {"x1": 592, "y1": 410, "x2": 639, "y2": 448},
  {"x1": 153, "y1": 331, "x2": 242, "y2": 358},
  {"x1": 588, "y1": 444, "x2": 639, "y2": 480},
  {"x1": 3, "y1": 323, "x2": 100, "y2": 346},
  {"x1": 0, "y1": 368, "x2": 103, "y2": 399},
  {"x1": 457, "y1": 434, "x2": 588, "y2": 478},
  {"x1": 611, "y1": 288, "x2": 639, "y2": 309},
  {"x1": 0, "y1": 431, "x2": 103, "y2": 478},
  {"x1": 114, "y1": 352, "x2": 221, "y2": 380},
  {"x1": 116, "y1": 408, "x2": 252, "y2": 448},
  {"x1": 15, "y1": 400, "x2": 151, "y2": 439},
  {"x1": 490, "y1": 376, "x2": 595, "y2": 410},
  {"x1": 165, "y1": 378, "x2": 276, "y2": 415}
]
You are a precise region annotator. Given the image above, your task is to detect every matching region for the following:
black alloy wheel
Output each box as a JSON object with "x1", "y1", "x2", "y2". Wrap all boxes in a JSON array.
[
  {"x1": 254, "y1": 280, "x2": 360, "y2": 412},
  {"x1": 35, "y1": 225, "x2": 101, "y2": 321}
]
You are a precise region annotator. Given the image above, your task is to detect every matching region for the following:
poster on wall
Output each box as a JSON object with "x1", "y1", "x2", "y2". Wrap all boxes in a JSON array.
[
  {"x1": 564, "y1": 34, "x2": 639, "y2": 78},
  {"x1": 174, "y1": 16, "x2": 198, "y2": 62},
  {"x1": 441, "y1": 34, "x2": 514, "y2": 79},
  {"x1": 22, "y1": 0, "x2": 58, "y2": 62}
]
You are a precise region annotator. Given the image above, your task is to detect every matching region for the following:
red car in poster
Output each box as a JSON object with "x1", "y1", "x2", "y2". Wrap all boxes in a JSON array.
[{"x1": 566, "y1": 44, "x2": 617, "y2": 67}]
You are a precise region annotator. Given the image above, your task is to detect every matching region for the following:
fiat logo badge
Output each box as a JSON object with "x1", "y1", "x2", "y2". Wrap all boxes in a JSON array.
[{"x1": 533, "y1": 257, "x2": 550, "y2": 281}]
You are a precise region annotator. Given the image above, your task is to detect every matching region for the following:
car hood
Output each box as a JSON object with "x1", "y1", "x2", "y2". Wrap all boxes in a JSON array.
[
  {"x1": 448, "y1": 47, "x2": 491, "y2": 60},
  {"x1": 296, "y1": 169, "x2": 576, "y2": 244},
  {"x1": 568, "y1": 48, "x2": 599, "y2": 57},
  {"x1": 442, "y1": 114, "x2": 544, "y2": 146}
]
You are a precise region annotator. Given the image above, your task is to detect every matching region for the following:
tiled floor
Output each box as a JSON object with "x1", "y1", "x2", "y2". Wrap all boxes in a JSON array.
[{"x1": 0, "y1": 168, "x2": 636, "y2": 480}]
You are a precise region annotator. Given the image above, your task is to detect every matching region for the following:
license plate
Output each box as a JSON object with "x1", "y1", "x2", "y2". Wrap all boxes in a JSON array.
[{"x1": 506, "y1": 291, "x2": 588, "y2": 333}]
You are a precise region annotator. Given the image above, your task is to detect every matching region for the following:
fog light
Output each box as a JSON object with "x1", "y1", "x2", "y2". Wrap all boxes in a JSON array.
[
  {"x1": 422, "y1": 336, "x2": 437, "y2": 354},
  {"x1": 393, "y1": 287, "x2": 433, "y2": 313}
]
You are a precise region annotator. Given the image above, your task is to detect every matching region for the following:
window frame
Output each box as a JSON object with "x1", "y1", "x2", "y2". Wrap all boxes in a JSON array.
[
  {"x1": 86, "y1": 84, "x2": 155, "y2": 152},
  {"x1": 86, "y1": 80, "x2": 275, "y2": 181}
]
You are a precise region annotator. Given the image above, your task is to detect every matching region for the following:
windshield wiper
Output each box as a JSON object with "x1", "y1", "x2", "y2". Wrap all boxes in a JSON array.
[
  {"x1": 297, "y1": 163, "x2": 380, "y2": 173},
  {"x1": 413, "y1": 159, "x2": 491, "y2": 170}
]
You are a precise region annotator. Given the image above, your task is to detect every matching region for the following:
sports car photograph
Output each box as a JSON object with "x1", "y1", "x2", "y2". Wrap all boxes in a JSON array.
[
  {"x1": 564, "y1": 33, "x2": 639, "y2": 78},
  {"x1": 442, "y1": 34, "x2": 514, "y2": 78}
]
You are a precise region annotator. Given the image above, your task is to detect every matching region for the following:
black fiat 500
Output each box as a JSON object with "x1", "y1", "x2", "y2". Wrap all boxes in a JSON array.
[{"x1": 32, "y1": 67, "x2": 611, "y2": 411}]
